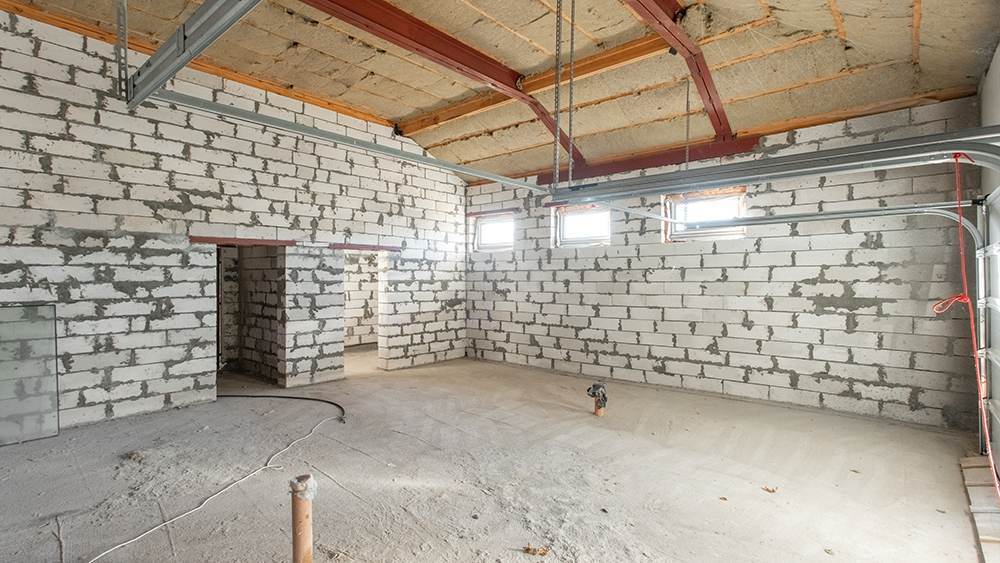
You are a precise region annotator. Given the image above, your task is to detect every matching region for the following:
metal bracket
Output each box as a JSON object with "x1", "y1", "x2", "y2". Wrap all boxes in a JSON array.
[
  {"x1": 987, "y1": 349, "x2": 1000, "y2": 369},
  {"x1": 981, "y1": 242, "x2": 1000, "y2": 257},
  {"x1": 120, "y1": 0, "x2": 262, "y2": 109},
  {"x1": 114, "y1": 0, "x2": 129, "y2": 101},
  {"x1": 986, "y1": 297, "x2": 1000, "y2": 313}
]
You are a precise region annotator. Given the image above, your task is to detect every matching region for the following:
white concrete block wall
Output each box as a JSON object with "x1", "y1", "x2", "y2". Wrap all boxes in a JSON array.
[
  {"x1": 378, "y1": 250, "x2": 466, "y2": 369},
  {"x1": 0, "y1": 232, "x2": 219, "y2": 427},
  {"x1": 0, "y1": 12, "x2": 467, "y2": 426},
  {"x1": 466, "y1": 98, "x2": 981, "y2": 429},
  {"x1": 281, "y1": 246, "x2": 345, "y2": 386},
  {"x1": 237, "y1": 245, "x2": 283, "y2": 380}
]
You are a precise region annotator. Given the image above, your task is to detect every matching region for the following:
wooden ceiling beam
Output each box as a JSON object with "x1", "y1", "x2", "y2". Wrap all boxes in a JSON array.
[
  {"x1": 828, "y1": 0, "x2": 847, "y2": 42},
  {"x1": 298, "y1": 0, "x2": 585, "y2": 164},
  {"x1": 0, "y1": 0, "x2": 394, "y2": 126}
]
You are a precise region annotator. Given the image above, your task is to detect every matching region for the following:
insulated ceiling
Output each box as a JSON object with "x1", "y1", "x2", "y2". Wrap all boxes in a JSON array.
[{"x1": 9, "y1": 0, "x2": 1000, "y2": 180}]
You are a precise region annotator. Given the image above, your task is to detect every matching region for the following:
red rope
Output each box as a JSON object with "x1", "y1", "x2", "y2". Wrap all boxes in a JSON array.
[{"x1": 932, "y1": 152, "x2": 999, "y2": 498}]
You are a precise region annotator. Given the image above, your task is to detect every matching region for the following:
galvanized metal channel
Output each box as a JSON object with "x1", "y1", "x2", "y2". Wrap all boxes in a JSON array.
[
  {"x1": 120, "y1": 0, "x2": 262, "y2": 108},
  {"x1": 150, "y1": 90, "x2": 542, "y2": 192}
]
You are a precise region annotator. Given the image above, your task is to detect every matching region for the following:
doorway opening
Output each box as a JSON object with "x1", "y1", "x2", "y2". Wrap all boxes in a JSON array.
[
  {"x1": 216, "y1": 244, "x2": 285, "y2": 387},
  {"x1": 343, "y1": 250, "x2": 380, "y2": 377}
]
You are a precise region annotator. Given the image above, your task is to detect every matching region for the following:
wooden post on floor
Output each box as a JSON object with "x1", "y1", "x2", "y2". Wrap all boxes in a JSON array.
[{"x1": 290, "y1": 474, "x2": 316, "y2": 563}]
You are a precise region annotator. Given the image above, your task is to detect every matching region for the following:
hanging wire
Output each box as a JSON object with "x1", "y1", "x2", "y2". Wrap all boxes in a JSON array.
[
  {"x1": 551, "y1": 0, "x2": 563, "y2": 190},
  {"x1": 566, "y1": 0, "x2": 577, "y2": 188}
]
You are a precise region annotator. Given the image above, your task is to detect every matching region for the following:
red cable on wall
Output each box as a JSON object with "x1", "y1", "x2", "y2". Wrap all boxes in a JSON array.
[{"x1": 932, "y1": 153, "x2": 1000, "y2": 498}]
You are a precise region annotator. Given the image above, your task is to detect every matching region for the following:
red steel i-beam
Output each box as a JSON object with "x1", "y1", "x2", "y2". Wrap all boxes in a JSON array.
[
  {"x1": 622, "y1": 0, "x2": 734, "y2": 139},
  {"x1": 535, "y1": 135, "x2": 759, "y2": 185},
  {"x1": 298, "y1": 0, "x2": 586, "y2": 164}
]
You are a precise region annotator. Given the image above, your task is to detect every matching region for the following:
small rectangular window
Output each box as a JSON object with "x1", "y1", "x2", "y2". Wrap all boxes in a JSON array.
[
  {"x1": 665, "y1": 188, "x2": 746, "y2": 242},
  {"x1": 475, "y1": 214, "x2": 514, "y2": 251},
  {"x1": 554, "y1": 205, "x2": 611, "y2": 247}
]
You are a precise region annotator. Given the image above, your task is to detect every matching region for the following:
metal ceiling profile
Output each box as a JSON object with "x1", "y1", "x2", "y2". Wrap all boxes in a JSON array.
[
  {"x1": 555, "y1": 125, "x2": 1000, "y2": 204},
  {"x1": 119, "y1": 0, "x2": 261, "y2": 108},
  {"x1": 151, "y1": 90, "x2": 542, "y2": 192},
  {"x1": 683, "y1": 200, "x2": 983, "y2": 249}
]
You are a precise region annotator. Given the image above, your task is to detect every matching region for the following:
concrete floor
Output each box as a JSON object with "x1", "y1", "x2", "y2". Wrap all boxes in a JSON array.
[{"x1": 0, "y1": 348, "x2": 980, "y2": 562}]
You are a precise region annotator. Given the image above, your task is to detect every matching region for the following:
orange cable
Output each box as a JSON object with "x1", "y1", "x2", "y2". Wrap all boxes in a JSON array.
[{"x1": 932, "y1": 153, "x2": 999, "y2": 498}]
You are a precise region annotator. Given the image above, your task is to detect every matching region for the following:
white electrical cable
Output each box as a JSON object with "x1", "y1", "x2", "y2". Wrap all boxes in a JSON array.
[{"x1": 85, "y1": 415, "x2": 340, "y2": 562}]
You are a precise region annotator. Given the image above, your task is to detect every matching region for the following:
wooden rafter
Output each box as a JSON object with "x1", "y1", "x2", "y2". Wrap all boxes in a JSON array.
[
  {"x1": 0, "y1": 0, "x2": 394, "y2": 126},
  {"x1": 828, "y1": 0, "x2": 847, "y2": 42}
]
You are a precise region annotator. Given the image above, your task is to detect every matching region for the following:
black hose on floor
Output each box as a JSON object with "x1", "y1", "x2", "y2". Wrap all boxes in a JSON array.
[{"x1": 218, "y1": 394, "x2": 347, "y2": 423}]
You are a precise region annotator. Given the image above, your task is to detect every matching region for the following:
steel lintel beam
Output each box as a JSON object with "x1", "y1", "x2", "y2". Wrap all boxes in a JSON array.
[
  {"x1": 554, "y1": 125, "x2": 1000, "y2": 203},
  {"x1": 298, "y1": 0, "x2": 585, "y2": 164},
  {"x1": 125, "y1": 0, "x2": 261, "y2": 108},
  {"x1": 623, "y1": 0, "x2": 733, "y2": 139}
]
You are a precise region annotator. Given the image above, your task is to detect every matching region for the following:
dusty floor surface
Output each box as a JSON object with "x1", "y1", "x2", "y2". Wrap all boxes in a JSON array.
[{"x1": 0, "y1": 347, "x2": 980, "y2": 562}]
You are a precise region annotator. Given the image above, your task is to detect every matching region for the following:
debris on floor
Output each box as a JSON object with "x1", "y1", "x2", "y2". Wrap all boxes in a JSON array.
[
  {"x1": 120, "y1": 451, "x2": 145, "y2": 463},
  {"x1": 523, "y1": 544, "x2": 550, "y2": 556}
]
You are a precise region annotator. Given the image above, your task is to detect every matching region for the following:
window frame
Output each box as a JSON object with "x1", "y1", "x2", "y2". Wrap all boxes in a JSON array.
[
  {"x1": 474, "y1": 212, "x2": 515, "y2": 251},
  {"x1": 663, "y1": 187, "x2": 747, "y2": 242},
  {"x1": 553, "y1": 204, "x2": 612, "y2": 248}
]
